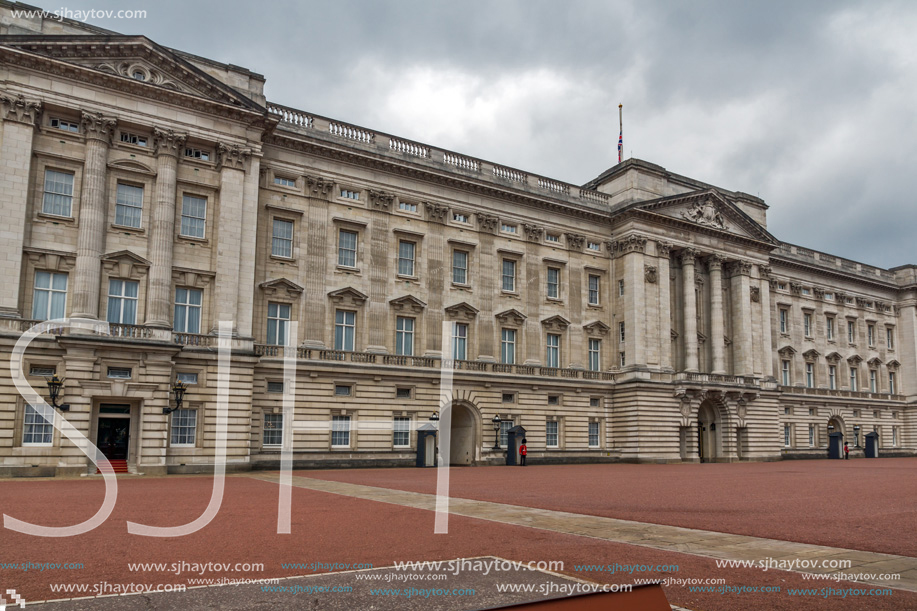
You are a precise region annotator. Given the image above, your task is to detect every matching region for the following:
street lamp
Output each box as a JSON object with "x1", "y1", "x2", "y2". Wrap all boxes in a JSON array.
[
  {"x1": 429, "y1": 411, "x2": 439, "y2": 423},
  {"x1": 492, "y1": 415, "x2": 502, "y2": 451},
  {"x1": 853, "y1": 424, "x2": 861, "y2": 447},
  {"x1": 45, "y1": 375, "x2": 68, "y2": 411},
  {"x1": 163, "y1": 381, "x2": 188, "y2": 415}
]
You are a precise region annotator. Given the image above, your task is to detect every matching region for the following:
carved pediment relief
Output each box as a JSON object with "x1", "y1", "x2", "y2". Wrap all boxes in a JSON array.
[
  {"x1": 802, "y1": 349, "x2": 821, "y2": 361},
  {"x1": 444, "y1": 302, "x2": 479, "y2": 320},
  {"x1": 108, "y1": 158, "x2": 156, "y2": 175},
  {"x1": 328, "y1": 287, "x2": 368, "y2": 307},
  {"x1": 682, "y1": 198, "x2": 727, "y2": 229},
  {"x1": 825, "y1": 351, "x2": 843, "y2": 364},
  {"x1": 102, "y1": 250, "x2": 150, "y2": 279},
  {"x1": 495, "y1": 308, "x2": 527, "y2": 326},
  {"x1": 777, "y1": 345, "x2": 797, "y2": 358},
  {"x1": 389, "y1": 294, "x2": 427, "y2": 313},
  {"x1": 886, "y1": 359, "x2": 900, "y2": 369},
  {"x1": 25, "y1": 248, "x2": 76, "y2": 273},
  {"x1": 847, "y1": 354, "x2": 863, "y2": 365},
  {"x1": 172, "y1": 267, "x2": 215, "y2": 289},
  {"x1": 260, "y1": 278, "x2": 304, "y2": 299},
  {"x1": 583, "y1": 320, "x2": 610, "y2": 336},
  {"x1": 867, "y1": 357, "x2": 883, "y2": 367},
  {"x1": 540, "y1": 315, "x2": 570, "y2": 331}
]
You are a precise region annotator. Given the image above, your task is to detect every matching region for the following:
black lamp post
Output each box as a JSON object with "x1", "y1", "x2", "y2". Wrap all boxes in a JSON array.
[
  {"x1": 45, "y1": 375, "x2": 68, "y2": 411},
  {"x1": 429, "y1": 411, "x2": 439, "y2": 424},
  {"x1": 163, "y1": 381, "x2": 188, "y2": 415},
  {"x1": 853, "y1": 424, "x2": 861, "y2": 447},
  {"x1": 492, "y1": 415, "x2": 502, "y2": 451},
  {"x1": 827, "y1": 424, "x2": 835, "y2": 433}
]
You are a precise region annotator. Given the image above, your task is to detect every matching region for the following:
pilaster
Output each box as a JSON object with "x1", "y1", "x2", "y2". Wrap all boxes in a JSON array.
[
  {"x1": 366, "y1": 189, "x2": 393, "y2": 353},
  {"x1": 680, "y1": 248, "x2": 699, "y2": 372},
  {"x1": 729, "y1": 260, "x2": 754, "y2": 376},
  {"x1": 708, "y1": 254, "x2": 726, "y2": 374},
  {"x1": 302, "y1": 175, "x2": 333, "y2": 348},
  {"x1": 657, "y1": 241, "x2": 673, "y2": 370}
]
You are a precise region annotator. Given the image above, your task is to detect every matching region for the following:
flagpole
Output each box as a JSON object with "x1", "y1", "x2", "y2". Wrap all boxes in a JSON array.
[{"x1": 618, "y1": 103, "x2": 623, "y2": 164}]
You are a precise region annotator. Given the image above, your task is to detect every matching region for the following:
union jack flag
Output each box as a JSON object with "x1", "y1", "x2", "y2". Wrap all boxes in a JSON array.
[{"x1": 617, "y1": 129, "x2": 623, "y2": 163}]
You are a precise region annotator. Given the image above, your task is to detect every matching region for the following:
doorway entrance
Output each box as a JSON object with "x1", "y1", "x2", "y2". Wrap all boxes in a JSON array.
[
  {"x1": 97, "y1": 404, "x2": 131, "y2": 460},
  {"x1": 697, "y1": 401, "x2": 718, "y2": 462},
  {"x1": 449, "y1": 402, "x2": 475, "y2": 466}
]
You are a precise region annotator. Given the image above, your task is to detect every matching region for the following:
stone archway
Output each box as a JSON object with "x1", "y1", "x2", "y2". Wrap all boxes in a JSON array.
[
  {"x1": 697, "y1": 401, "x2": 720, "y2": 462},
  {"x1": 448, "y1": 402, "x2": 477, "y2": 466},
  {"x1": 828, "y1": 415, "x2": 845, "y2": 440}
]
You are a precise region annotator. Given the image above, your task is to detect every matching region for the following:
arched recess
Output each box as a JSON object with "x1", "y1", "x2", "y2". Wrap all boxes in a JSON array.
[
  {"x1": 445, "y1": 399, "x2": 482, "y2": 466},
  {"x1": 827, "y1": 414, "x2": 845, "y2": 439},
  {"x1": 696, "y1": 396, "x2": 732, "y2": 462}
]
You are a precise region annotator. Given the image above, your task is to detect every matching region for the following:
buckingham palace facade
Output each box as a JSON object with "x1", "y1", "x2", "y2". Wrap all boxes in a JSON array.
[{"x1": 1, "y1": 5, "x2": 915, "y2": 476}]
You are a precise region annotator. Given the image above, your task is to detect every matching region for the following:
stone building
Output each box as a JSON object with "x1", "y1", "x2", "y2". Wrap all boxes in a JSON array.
[{"x1": 0, "y1": 4, "x2": 914, "y2": 475}]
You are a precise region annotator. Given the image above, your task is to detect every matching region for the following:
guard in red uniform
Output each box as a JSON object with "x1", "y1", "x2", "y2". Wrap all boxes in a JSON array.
[{"x1": 519, "y1": 438, "x2": 527, "y2": 466}]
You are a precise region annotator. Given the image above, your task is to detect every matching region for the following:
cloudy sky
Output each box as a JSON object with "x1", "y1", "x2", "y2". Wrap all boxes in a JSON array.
[{"x1": 26, "y1": 0, "x2": 917, "y2": 269}]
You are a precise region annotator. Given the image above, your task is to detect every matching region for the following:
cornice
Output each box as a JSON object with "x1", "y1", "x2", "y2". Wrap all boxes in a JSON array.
[
  {"x1": 610, "y1": 208, "x2": 776, "y2": 253},
  {"x1": 769, "y1": 255, "x2": 900, "y2": 293}
]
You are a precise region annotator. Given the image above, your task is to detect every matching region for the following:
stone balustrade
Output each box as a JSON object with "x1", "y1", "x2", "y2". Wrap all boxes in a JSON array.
[{"x1": 778, "y1": 385, "x2": 905, "y2": 402}]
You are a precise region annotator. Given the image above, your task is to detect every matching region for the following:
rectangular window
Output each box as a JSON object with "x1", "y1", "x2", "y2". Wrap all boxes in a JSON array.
[
  {"x1": 106, "y1": 279, "x2": 139, "y2": 325},
  {"x1": 547, "y1": 395, "x2": 559, "y2": 405},
  {"x1": 115, "y1": 183, "x2": 143, "y2": 228},
  {"x1": 266, "y1": 302, "x2": 291, "y2": 346},
  {"x1": 338, "y1": 230, "x2": 358, "y2": 267},
  {"x1": 805, "y1": 363, "x2": 814, "y2": 388},
  {"x1": 393, "y1": 416, "x2": 410, "y2": 447},
  {"x1": 587, "y1": 241, "x2": 601, "y2": 252},
  {"x1": 398, "y1": 240, "x2": 416, "y2": 276},
  {"x1": 824, "y1": 292, "x2": 834, "y2": 301},
  {"x1": 452, "y1": 212, "x2": 468, "y2": 223},
  {"x1": 619, "y1": 322, "x2": 626, "y2": 344},
  {"x1": 804, "y1": 313, "x2": 812, "y2": 337},
  {"x1": 887, "y1": 328, "x2": 894, "y2": 350},
  {"x1": 870, "y1": 370, "x2": 877, "y2": 393},
  {"x1": 176, "y1": 372, "x2": 198, "y2": 385},
  {"x1": 808, "y1": 424, "x2": 815, "y2": 447},
  {"x1": 267, "y1": 381, "x2": 284, "y2": 393},
  {"x1": 500, "y1": 419, "x2": 513, "y2": 447},
  {"x1": 452, "y1": 323, "x2": 468, "y2": 360},
  {"x1": 588, "y1": 338, "x2": 601, "y2": 372},
  {"x1": 546, "y1": 420, "x2": 559, "y2": 447},
  {"x1": 452, "y1": 250, "x2": 468, "y2": 284},
  {"x1": 170, "y1": 409, "x2": 197, "y2": 446},
  {"x1": 546, "y1": 267, "x2": 560, "y2": 299},
  {"x1": 889, "y1": 372, "x2": 896, "y2": 395},
  {"x1": 396, "y1": 387, "x2": 412, "y2": 399},
  {"x1": 502, "y1": 259, "x2": 516, "y2": 292},
  {"x1": 588, "y1": 422, "x2": 599, "y2": 447},
  {"x1": 619, "y1": 352, "x2": 626, "y2": 368},
  {"x1": 779, "y1": 309, "x2": 788, "y2": 334},
  {"x1": 184, "y1": 148, "x2": 210, "y2": 161},
  {"x1": 32, "y1": 271, "x2": 68, "y2": 320},
  {"x1": 42, "y1": 169, "x2": 74, "y2": 217},
  {"x1": 23, "y1": 404, "x2": 53, "y2": 445},
  {"x1": 545, "y1": 234, "x2": 559, "y2": 243},
  {"x1": 395, "y1": 316, "x2": 414, "y2": 356},
  {"x1": 173, "y1": 287, "x2": 202, "y2": 334},
  {"x1": 274, "y1": 176, "x2": 296, "y2": 187},
  {"x1": 588, "y1": 275, "x2": 600, "y2": 305},
  {"x1": 501, "y1": 328, "x2": 516, "y2": 364},
  {"x1": 546, "y1": 333, "x2": 560, "y2": 368},
  {"x1": 50, "y1": 117, "x2": 79, "y2": 132},
  {"x1": 829, "y1": 365, "x2": 837, "y2": 390},
  {"x1": 334, "y1": 310, "x2": 356, "y2": 351},
  {"x1": 263, "y1": 413, "x2": 283, "y2": 446},
  {"x1": 334, "y1": 385, "x2": 352, "y2": 396},
  {"x1": 29, "y1": 365, "x2": 55, "y2": 377},
  {"x1": 848, "y1": 321, "x2": 856, "y2": 343},
  {"x1": 180, "y1": 195, "x2": 207, "y2": 238},
  {"x1": 826, "y1": 317, "x2": 835, "y2": 341},
  {"x1": 618, "y1": 279, "x2": 625, "y2": 296},
  {"x1": 107, "y1": 367, "x2": 132, "y2": 379},
  {"x1": 849, "y1": 368, "x2": 858, "y2": 391},
  {"x1": 784, "y1": 424, "x2": 791, "y2": 447},
  {"x1": 331, "y1": 415, "x2": 351, "y2": 447},
  {"x1": 502, "y1": 393, "x2": 515, "y2": 403},
  {"x1": 501, "y1": 223, "x2": 517, "y2": 234},
  {"x1": 893, "y1": 427, "x2": 899, "y2": 446},
  {"x1": 868, "y1": 324, "x2": 876, "y2": 346},
  {"x1": 271, "y1": 219, "x2": 294, "y2": 258},
  {"x1": 781, "y1": 360, "x2": 790, "y2": 386},
  {"x1": 340, "y1": 189, "x2": 359, "y2": 200},
  {"x1": 589, "y1": 397, "x2": 600, "y2": 408}
]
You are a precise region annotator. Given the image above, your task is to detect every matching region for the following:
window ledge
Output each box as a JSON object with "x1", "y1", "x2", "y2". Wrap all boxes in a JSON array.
[
  {"x1": 546, "y1": 297, "x2": 563, "y2": 304},
  {"x1": 451, "y1": 282, "x2": 471, "y2": 291},
  {"x1": 269, "y1": 254, "x2": 297, "y2": 265},
  {"x1": 110, "y1": 223, "x2": 145, "y2": 235},
  {"x1": 36, "y1": 212, "x2": 75, "y2": 224},
  {"x1": 176, "y1": 235, "x2": 209, "y2": 246},
  {"x1": 586, "y1": 304, "x2": 603, "y2": 310},
  {"x1": 396, "y1": 274, "x2": 419, "y2": 283},
  {"x1": 335, "y1": 265, "x2": 361, "y2": 274}
]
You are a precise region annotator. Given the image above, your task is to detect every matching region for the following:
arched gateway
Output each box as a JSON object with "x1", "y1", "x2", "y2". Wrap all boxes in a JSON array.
[
  {"x1": 697, "y1": 401, "x2": 720, "y2": 462},
  {"x1": 447, "y1": 401, "x2": 479, "y2": 466}
]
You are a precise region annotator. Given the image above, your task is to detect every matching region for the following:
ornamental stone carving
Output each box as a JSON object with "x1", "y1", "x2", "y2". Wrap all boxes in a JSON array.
[
  {"x1": 565, "y1": 232, "x2": 586, "y2": 250},
  {"x1": 151, "y1": 127, "x2": 187, "y2": 157},
  {"x1": 727, "y1": 260, "x2": 752, "y2": 277},
  {"x1": 656, "y1": 241, "x2": 674, "y2": 258},
  {"x1": 522, "y1": 223, "x2": 544, "y2": 242},
  {"x1": 644, "y1": 264, "x2": 658, "y2": 283},
  {"x1": 611, "y1": 234, "x2": 647, "y2": 255},
  {"x1": 679, "y1": 247, "x2": 698, "y2": 265},
  {"x1": 682, "y1": 198, "x2": 727, "y2": 229},
  {"x1": 424, "y1": 202, "x2": 449, "y2": 224},
  {"x1": 476, "y1": 213, "x2": 499, "y2": 234},
  {"x1": 368, "y1": 189, "x2": 395, "y2": 211},
  {"x1": 80, "y1": 111, "x2": 117, "y2": 143},
  {"x1": 0, "y1": 92, "x2": 42, "y2": 125},
  {"x1": 750, "y1": 286, "x2": 760, "y2": 302},
  {"x1": 790, "y1": 282, "x2": 803, "y2": 296},
  {"x1": 215, "y1": 142, "x2": 252, "y2": 170},
  {"x1": 814, "y1": 287, "x2": 825, "y2": 300},
  {"x1": 306, "y1": 174, "x2": 335, "y2": 197},
  {"x1": 759, "y1": 265, "x2": 772, "y2": 279},
  {"x1": 707, "y1": 254, "x2": 725, "y2": 271}
]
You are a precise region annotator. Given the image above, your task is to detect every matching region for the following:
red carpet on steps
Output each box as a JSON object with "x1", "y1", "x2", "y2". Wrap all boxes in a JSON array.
[{"x1": 96, "y1": 459, "x2": 129, "y2": 474}]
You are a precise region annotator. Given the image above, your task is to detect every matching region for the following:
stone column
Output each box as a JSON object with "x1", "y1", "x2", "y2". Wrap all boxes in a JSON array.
[
  {"x1": 680, "y1": 248, "x2": 699, "y2": 372},
  {"x1": 523, "y1": 223, "x2": 544, "y2": 365},
  {"x1": 708, "y1": 254, "x2": 726, "y2": 374},
  {"x1": 302, "y1": 176, "x2": 334, "y2": 347},
  {"x1": 476, "y1": 214, "x2": 499, "y2": 361},
  {"x1": 71, "y1": 112, "x2": 117, "y2": 319},
  {"x1": 236, "y1": 150, "x2": 261, "y2": 339},
  {"x1": 729, "y1": 260, "x2": 754, "y2": 376},
  {"x1": 144, "y1": 128, "x2": 187, "y2": 328},
  {"x1": 210, "y1": 143, "x2": 251, "y2": 335},
  {"x1": 0, "y1": 92, "x2": 42, "y2": 318},
  {"x1": 366, "y1": 190, "x2": 393, "y2": 353},
  {"x1": 657, "y1": 242, "x2": 674, "y2": 370},
  {"x1": 758, "y1": 265, "x2": 774, "y2": 378},
  {"x1": 424, "y1": 202, "x2": 448, "y2": 356},
  {"x1": 615, "y1": 235, "x2": 648, "y2": 368}
]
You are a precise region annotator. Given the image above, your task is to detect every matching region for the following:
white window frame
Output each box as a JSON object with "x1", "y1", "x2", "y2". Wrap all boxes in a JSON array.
[
  {"x1": 889, "y1": 372, "x2": 896, "y2": 395},
  {"x1": 107, "y1": 278, "x2": 139, "y2": 325},
  {"x1": 808, "y1": 424, "x2": 815, "y2": 447},
  {"x1": 803, "y1": 313, "x2": 812, "y2": 337},
  {"x1": 502, "y1": 259, "x2": 516, "y2": 292},
  {"x1": 500, "y1": 328, "x2": 516, "y2": 364},
  {"x1": 271, "y1": 218, "x2": 294, "y2": 259},
  {"x1": 173, "y1": 287, "x2": 202, "y2": 334},
  {"x1": 334, "y1": 310, "x2": 356, "y2": 351},
  {"x1": 397, "y1": 240, "x2": 416, "y2": 276},
  {"x1": 849, "y1": 368, "x2": 858, "y2": 391},
  {"x1": 452, "y1": 322, "x2": 468, "y2": 360},
  {"x1": 393, "y1": 416, "x2": 411, "y2": 448},
  {"x1": 546, "y1": 333, "x2": 560, "y2": 368},
  {"x1": 779, "y1": 309, "x2": 788, "y2": 334},
  {"x1": 42, "y1": 169, "x2": 74, "y2": 217},
  {"x1": 180, "y1": 194, "x2": 207, "y2": 239},
  {"x1": 546, "y1": 267, "x2": 560, "y2": 299},
  {"x1": 829, "y1": 365, "x2": 837, "y2": 390},
  {"x1": 784, "y1": 424, "x2": 791, "y2": 447},
  {"x1": 781, "y1": 360, "x2": 790, "y2": 386},
  {"x1": 588, "y1": 338, "x2": 601, "y2": 372},
  {"x1": 546, "y1": 420, "x2": 559, "y2": 448},
  {"x1": 395, "y1": 316, "x2": 415, "y2": 356},
  {"x1": 115, "y1": 183, "x2": 144, "y2": 228},
  {"x1": 805, "y1": 362, "x2": 814, "y2": 388},
  {"x1": 338, "y1": 229, "x2": 358, "y2": 268},
  {"x1": 588, "y1": 421, "x2": 600, "y2": 448},
  {"x1": 452, "y1": 250, "x2": 468, "y2": 285},
  {"x1": 588, "y1": 275, "x2": 600, "y2": 305},
  {"x1": 398, "y1": 201, "x2": 417, "y2": 212},
  {"x1": 170, "y1": 408, "x2": 197, "y2": 446},
  {"x1": 263, "y1": 413, "x2": 283, "y2": 447},
  {"x1": 826, "y1": 316, "x2": 835, "y2": 341},
  {"x1": 22, "y1": 404, "x2": 54, "y2": 446},
  {"x1": 32, "y1": 271, "x2": 68, "y2": 320},
  {"x1": 331, "y1": 415, "x2": 351, "y2": 447},
  {"x1": 886, "y1": 328, "x2": 894, "y2": 350},
  {"x1": 847, "y1": 320, "x2": 856, "y2": 343},
  {"x1": 869, "y1": 369, "x2": 877, "y2": 393},
  {"x1": 267, "y1": 302, "x2": 292, "y2": 346}
]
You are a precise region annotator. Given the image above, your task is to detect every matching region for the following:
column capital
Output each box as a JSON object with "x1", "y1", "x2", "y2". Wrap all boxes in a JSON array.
[
  {"x1": 759, "y1": 264, "x2": 773, "y2": 278},
  {"x1": 215, "y1": 141, "x2": 252, "y2": 170},
  {"x1": 611, "y1": 234, "x2": 647, "y2": 255},
  {"x1": 656, "y1": 241, "x2": 674, "y2": 257},
  {"x1": 80, "y1": 111, "x2": 117, "y2": 143},
  {"x1": 727, "y1": 260, "x2": 753, "y2": 277},
  {"x1": 476, "y1": 212, "x2": 499, "y2": 234},
  {"x1": 305, "y1": 174, "x2": 335, "y2": 198},
  {"x1": 152, "y1": 126, "x2": 188, "y2": 157},
  {"x1": 425, "y1": 201, "x2": 450, "y2": 224},
  {"x1": 0, "y1": 91, "x2": 42, "y2": 125},
  {"x1": 679, "y1": 247, "x2": 698, "y2": 265},
  {"x1": 565, "y1": 232, "x2": 587, "y2": 251},
  {"x1": 368, "y1": 189, "x2": 395, "y2": 212},
  {"x1": 707, "y1": 253, "x2": 726, "y2": 271},
  {"x1": 522, "y1": 222, "x2": 544, "y2": 242}
]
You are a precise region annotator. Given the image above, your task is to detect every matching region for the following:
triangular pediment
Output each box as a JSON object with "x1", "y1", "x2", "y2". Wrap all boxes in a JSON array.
[
  {"x1": 778, "y1": 345, "x2": 796, "y2": 357},
  {"x1": 0, "y1": 35, "x2": 264, "y2": 112},
  {"x1": 802, "y1": 349, "x2": 821, "y2": 361},
  {"x1": 630, "y1": 189, "x2": 778, "y2": 246},
  {"x1": 825, "y1": 351, "x2": 843, "y2": 363},
  {"x1": 102, "y1": 250, "x2": 151, "y2": 266},
  {"x1": 887, "y1": 360, "x2": 900, "y2": 369},
  {"x1": 495, "y1": 308, "x2": 527, "y2": 326},
  {"x1": 847, "y1": 354, "x2": 863, "y2": 365},
  {"x1": 328, "y1": 287, "x2": 368, "y2": 306},
  {"x1": 583, "y1": 320, "x2": 611, "y2": 336},
  {"x1": 541, "y1": 315, "x2": 571, "y2": 331},
  {"x1": 444, "y1": 302, "x2": 479, "y2": 320},
  {"x1": 260, "y1": 278, "x2": 304, "y2": 297},
  {"x1": 101, "y1": 250, "x2": 149, "y2": 280},
  {"x1": 389, "y1": 294, "x2": 427, "y2": 313},
  {"x1": 867, "y1": 357, "x2": 883, "y2": 367}
]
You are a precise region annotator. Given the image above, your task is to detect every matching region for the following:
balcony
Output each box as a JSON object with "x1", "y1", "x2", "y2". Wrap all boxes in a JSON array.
[
  {"x1": 253, "y1": 344, "x2": 616, "y2": 381},
  {"x1": 778, "y1": 385, "x2": 904, "y2": 402},
  {"x1": 676, "y1": 372, "x2": 761, "y2": 386}
]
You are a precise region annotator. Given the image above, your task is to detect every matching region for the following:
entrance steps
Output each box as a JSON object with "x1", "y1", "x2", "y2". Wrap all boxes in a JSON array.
[{"x1": 96, "y1": 459, "x2": 129, "y2": 474}]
